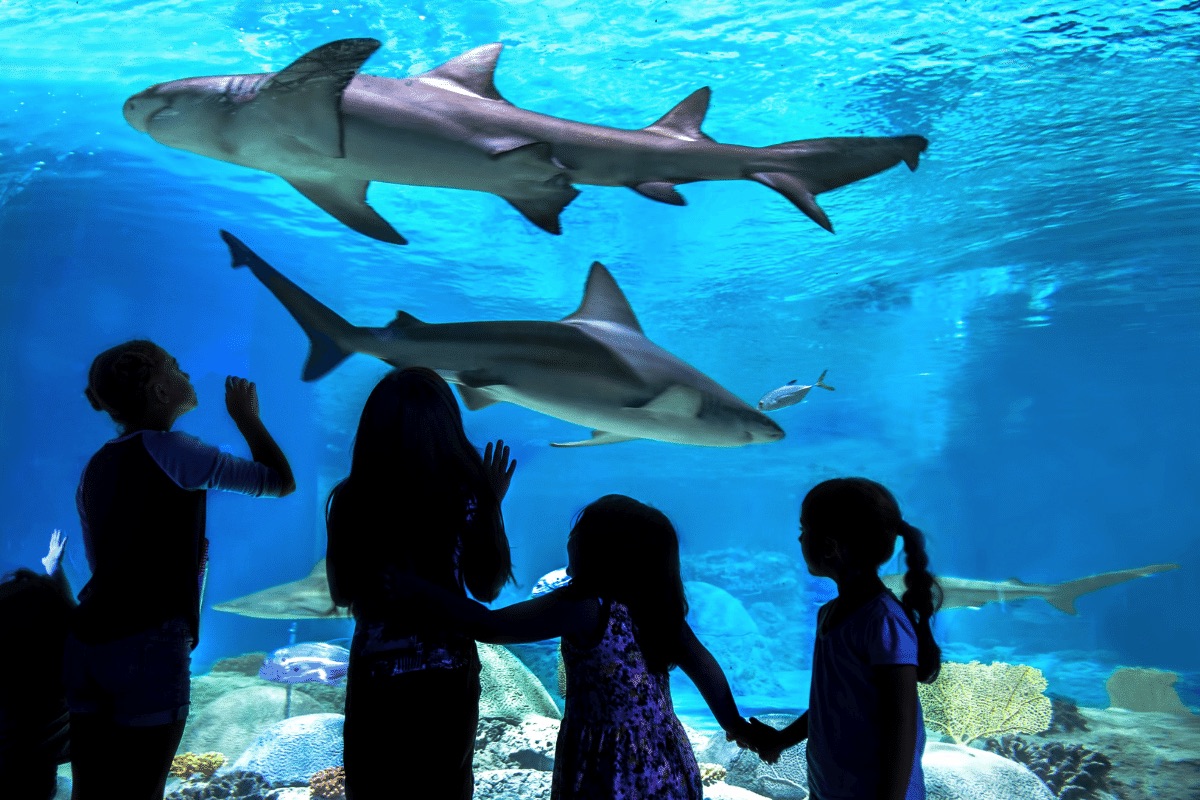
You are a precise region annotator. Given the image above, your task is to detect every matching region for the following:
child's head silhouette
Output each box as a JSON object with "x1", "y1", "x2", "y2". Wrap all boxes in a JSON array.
[
  {"x1": 566, "y1": 494, "x2": 688, "y2": 672},
  {"x1": 800, "y1": 477, "x2": 943, "y2": 683},
  {"x1": 334, "y1": 366, "x2": 512, "y2": 603},
  {"x1": 85, "y1": 340, "x2": 196, "y2": 433}
]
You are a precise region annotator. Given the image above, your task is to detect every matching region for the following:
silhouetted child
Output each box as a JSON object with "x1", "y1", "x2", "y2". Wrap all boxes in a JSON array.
[
  {"x1": 69, "y1": 339, "x2": 295, "y2": 799},
  {"x1": 401, "y1": 494, "x2": 773, "y2": 800},
  {"x1": 325, "y1": 367, "x2": 516, "y2": 800},
  {"x1": 0, "y1": 531, "x2": 74, "y2": 800},
  {"x1": 745, "y1": 477, "x2": 942, "y2": 800}
]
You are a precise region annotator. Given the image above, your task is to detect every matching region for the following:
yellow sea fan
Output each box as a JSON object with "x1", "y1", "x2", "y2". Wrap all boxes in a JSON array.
[{"x1": 917, "y1": 660, "x2": 1052, "y2": 745}]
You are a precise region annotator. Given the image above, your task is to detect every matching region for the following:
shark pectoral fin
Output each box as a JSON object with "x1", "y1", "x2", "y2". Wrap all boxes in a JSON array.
[
  {"x1": 457, "y1": 369, "x2": 508, "y2": 390},
  {"x1": 285, "y1": 178, "x2": 408, "y2": 244},
  {"x1": 503, "y1": 188, "x2": 581, "y2": 235},
  {"x1": 749, "y1": 172, "x2": 833, "y2": 232},
  {"x1": 644, "y1": 87, "x2": 714, "y2": 142},
  {"x1": 257, "y1": 38, "x2": 381, "y2": 158},
  {"x1": 550, "y1": 430, "x2": 640, "y2": 448},
  {"x1": 418, "y1": 43, "x2": 509, "y2": 102},
  {"x1": 638, "y1": 385, "x2": 705, "y2": 418},
  {"x1": 630, "y1": 181, "x2": 686, "y2": 206},
  {"x1": 456, "y1": 385, "x2": 499, "y2": 411}
]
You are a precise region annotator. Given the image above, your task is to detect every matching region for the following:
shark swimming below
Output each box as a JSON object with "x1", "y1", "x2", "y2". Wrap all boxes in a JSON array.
[
  {"x1": 212, "y1": 560, "x2": 349, "y2": 620},
  {"x1": 123, "y1": 39, "x2": 928, "y2": 244},
  {"x1": 220, "y1": 230, "x2": 785, "y2": 448}
]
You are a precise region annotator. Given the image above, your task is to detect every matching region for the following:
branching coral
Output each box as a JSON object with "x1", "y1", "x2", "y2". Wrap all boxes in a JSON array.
[
  {"x1": 984, "y1": 735, "x2": 1113, "y2": 800},
  {"x1": 169, "y1": 752, "x2": 226, "y2": 781},
  {"x1": 1042, "y1": 694, "x2": 1089, "y2": 735},
  {"x1": 165, "y1": 770, "x2": 273, "y2": 800},
  {"x1": 917, "y1": 660, "x2": 1052, "y2": 745},
  {"x1": 698, "y1": 762, "x2": 727, "y2": 786},
  {"x1": 310, "y1": 765, "x2": 346, "y2": 800}
]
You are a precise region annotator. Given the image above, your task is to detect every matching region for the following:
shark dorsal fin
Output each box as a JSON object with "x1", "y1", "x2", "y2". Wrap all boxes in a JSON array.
[
  {"x1": 562, "y1": 262, "x2": 643, "y2": 333},
  {"x1": 388, "y1": 310, "x2": 425, "y2": 330},
  {"x1": 644, "y1": 87, "x2": 714, "y2": 142},
  {"x1": 258, "y1": 39, "x2": 382, "y2": 158},
  {"x1": 787, "y1": 379, "x2": 797, "y2": 385},
  {"x1": 418, "y1": 44, "x2": 509, "y2": 102}
]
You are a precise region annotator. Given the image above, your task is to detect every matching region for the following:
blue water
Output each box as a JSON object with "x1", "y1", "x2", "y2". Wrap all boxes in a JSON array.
[{"x1": 2, "y1": 0, "x2": 1199, "y2": 733}]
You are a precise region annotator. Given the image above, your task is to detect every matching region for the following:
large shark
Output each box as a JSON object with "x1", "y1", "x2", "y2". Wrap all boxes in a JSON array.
[
  {"x1": 883, "y1": 562, "x2": 1179, "y2": 614},
  {"x1": 213, "y1": 560, "x2": 349, "y2": 620},
  {"x1": 123, "y1": 38, "x2": 928, "y2": 244},
  {"x1": 220, "y1": 230, "x2": 784, "y2": 448}
]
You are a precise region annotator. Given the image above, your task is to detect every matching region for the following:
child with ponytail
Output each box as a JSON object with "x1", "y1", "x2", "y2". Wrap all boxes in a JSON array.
[{"x1": 744, "y1": 477, "x2": 943, "y2": 800}]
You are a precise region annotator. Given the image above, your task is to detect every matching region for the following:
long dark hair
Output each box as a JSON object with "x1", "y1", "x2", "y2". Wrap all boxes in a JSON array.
[
  {"x1": 800, "y1": 477, "x2": 943, "y2": 683},
  {"x1": 325, "y1": 368, "x2": 513, "y2": 607},
  {"x1": 84, "y1": 339, "x2": 164, "y2": 434},
  {"x1": 565, "y1": 494, "x2": 688, "y2": 673}
]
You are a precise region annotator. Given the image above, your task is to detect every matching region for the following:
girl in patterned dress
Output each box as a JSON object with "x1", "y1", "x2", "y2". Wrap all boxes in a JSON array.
[{"x1": 401, "y1": 494, "x2": 772, "y2": 799}]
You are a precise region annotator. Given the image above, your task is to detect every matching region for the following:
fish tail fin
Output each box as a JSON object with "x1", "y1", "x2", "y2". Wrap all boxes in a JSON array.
[
  {"x1": 220, "y1": 230, "x2": 358, "y2": 381},
  {"x1": 750, "y1": 135, "x2": 928, "y2": 232},
  {"x1": 816, "y1": 369, "x2": 835, "y2": 391},
  {"x1": 1046, "y1": 587, "x2": 1080, "y2": 615}
]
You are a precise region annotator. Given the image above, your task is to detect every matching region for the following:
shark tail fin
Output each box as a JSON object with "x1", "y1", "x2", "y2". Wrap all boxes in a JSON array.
[
  {"x1": 751, "y1": 134, "x2": 929, "y2": 233},
  {"x1": 220, "y1": 230, "x2": 357, "y2": 382},
  {"x1": 816, "y1": 369, "x2": 835, "y2": 391}
]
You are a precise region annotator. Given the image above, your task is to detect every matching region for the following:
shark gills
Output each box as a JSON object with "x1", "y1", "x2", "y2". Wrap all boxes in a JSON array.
[
  {"x1": 220, "y1": 231, "x2": 785, "y2": 448},
  {"x1": 124, "y1": 39, "x2": 928, "y2": 243}
]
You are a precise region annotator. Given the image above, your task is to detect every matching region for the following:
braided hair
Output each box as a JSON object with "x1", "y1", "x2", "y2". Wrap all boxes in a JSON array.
[{"x1": 800, "y1": 477, "x2": 943, "y2": 683}]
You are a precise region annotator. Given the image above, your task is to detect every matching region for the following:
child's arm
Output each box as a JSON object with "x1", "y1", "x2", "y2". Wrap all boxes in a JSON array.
[
  {"x1": 41, "y1": 529, "x2": 75, "y2": 606},
  {"x1": 675, "y1": 622, "x2": 756, "y2": 742},
  {"x1": 874, "y1": 664, "x2": 919, "y2": 800},
  {"x1": 398, "y1": 573, "x2": 599, "y2": 645}
]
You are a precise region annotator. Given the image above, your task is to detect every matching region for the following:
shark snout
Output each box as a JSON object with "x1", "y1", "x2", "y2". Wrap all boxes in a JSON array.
[{"x1": 122, "y1": 89, "x2": 171, "y2": 133}]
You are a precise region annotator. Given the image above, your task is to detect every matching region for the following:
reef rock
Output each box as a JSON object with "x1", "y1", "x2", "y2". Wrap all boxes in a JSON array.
[
  {"x1": 228, "y1": 713, "x2": 344, "y2": 786},
  {"x1": 474, "y1": 768, "x2": 553, "y2": 800},
  {"x1": 473, "y1": 714, "x2": 560, "y2": 771},
  {"x1": 479, "y1": 643, "x2": 561, "y2": 722},
  {"x1": 686, "y1": 582, "x2": 784, "y2": 697},
  {"x1": 699, "y1": 718, "x2": 1057, "y2": 800},
  {"x1": 703, "y1": 785, "x2": 774, "y2": 800},
  {"x1": 923, "y1": 743, "x2": 1055, "y2": 800},
  {"x1": 1105, "y1": 667, "x2": 1195, "y2": 714},
  {"x1": 180, "y1": 685, "x2": 324, "y2": 761}
]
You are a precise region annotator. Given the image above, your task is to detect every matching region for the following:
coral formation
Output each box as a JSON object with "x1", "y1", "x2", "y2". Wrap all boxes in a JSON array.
[
  {"x1": 698, "y1": 762, "x2": 727, "y2": 786},
  {"x1": 1105, "y1": 667, "x2": 1194, "y2": 714},
  {"x1": 917, "y1": 661, "x2": 1053, "y2": 745},
  {"x1": 211, "y1": 652, "x2": 271, "y2": 676},
  {"x1": 165, "y1": 770, "x2": 273, "y2": 800},
  {"x1": 1042, "y1": 694, "x2": 1089, "y2": 735},
  {"x1": 309, "y1": 766, "x2": 345, "y2": 799},
  {"x1": 169, "y1": 752, "x2": 226, "y2": 780},
  {"x1": 983, "y1": 735, "x2": 1113, "y2": 800}
]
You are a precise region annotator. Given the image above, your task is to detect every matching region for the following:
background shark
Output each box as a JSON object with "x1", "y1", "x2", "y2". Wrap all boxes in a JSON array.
[
  {"x1": 221, "y1": 230, "x2": 785, "y2": 448},
  {"x1": 123, "y1": 38, "x2": 928, "y2": 244}
]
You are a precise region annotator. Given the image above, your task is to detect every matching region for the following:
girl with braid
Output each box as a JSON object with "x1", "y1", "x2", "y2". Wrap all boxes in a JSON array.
[{"x1": 744, "y1": 478, "x2": 943, "y2": 800}]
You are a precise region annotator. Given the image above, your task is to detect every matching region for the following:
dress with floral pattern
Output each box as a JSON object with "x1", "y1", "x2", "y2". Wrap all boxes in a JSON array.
[{"x1": 552, "y1": 599, "x2": 702, "y2": 800}]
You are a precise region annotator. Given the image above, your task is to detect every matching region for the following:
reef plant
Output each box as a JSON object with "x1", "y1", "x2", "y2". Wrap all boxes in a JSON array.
[
  {"x1": 983, "y1": 735, "x2": 1113, "y2": 800},
  {"x1": 698, "y1": 762, "x2": 727, "y2": 786},
  {"x1": 310, "y1": 766, "x2": 346, "y2": 800},
  {"x1": 917, "y1": 660, "x2": 1053, "y2": 745},
  {"x1": 169, "y1": 752, "x2": 226, "y2": 781}
]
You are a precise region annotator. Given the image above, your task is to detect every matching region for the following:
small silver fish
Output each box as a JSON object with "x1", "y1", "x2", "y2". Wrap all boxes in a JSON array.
[
  {"x1": 258, "y1": 641, "x2": 350, "y2": 685},
  {"x1": 757, "y1": 370, "x2": 835, "y2": 412},
  {"x1": 531, "y1": 567, "x2": 571, "y2": 597}
]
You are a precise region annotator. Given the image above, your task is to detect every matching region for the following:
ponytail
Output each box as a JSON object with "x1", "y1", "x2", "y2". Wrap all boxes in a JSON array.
[{"x1": 897, "y1": 521, "x2": 942, "y2": 683}]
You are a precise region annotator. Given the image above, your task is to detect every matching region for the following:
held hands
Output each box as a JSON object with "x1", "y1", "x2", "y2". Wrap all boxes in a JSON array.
[
  {"x1": 726, "y1": 717, "x2": 788, "y2": 764},
  {"x1": 224, "y1": 376, "x2": 261, "y2": 426},
  {"x1": 41, "y1": 529, "x2": 67, "y2": 576},
  {"x1": 483, "y1": 439, "x2": 517, "y2": 502}
]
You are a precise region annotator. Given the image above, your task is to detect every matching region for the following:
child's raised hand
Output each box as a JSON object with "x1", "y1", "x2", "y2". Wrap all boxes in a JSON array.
[
  {"x1": 41, "y1": 529, "x2": 67, "y2": 576},
  {"x1": 224, "y1": 376, "x2": 261, "y2": 425},
  {"x1": 483, "y1": 439, "x2": 517, "y2": 502}
]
